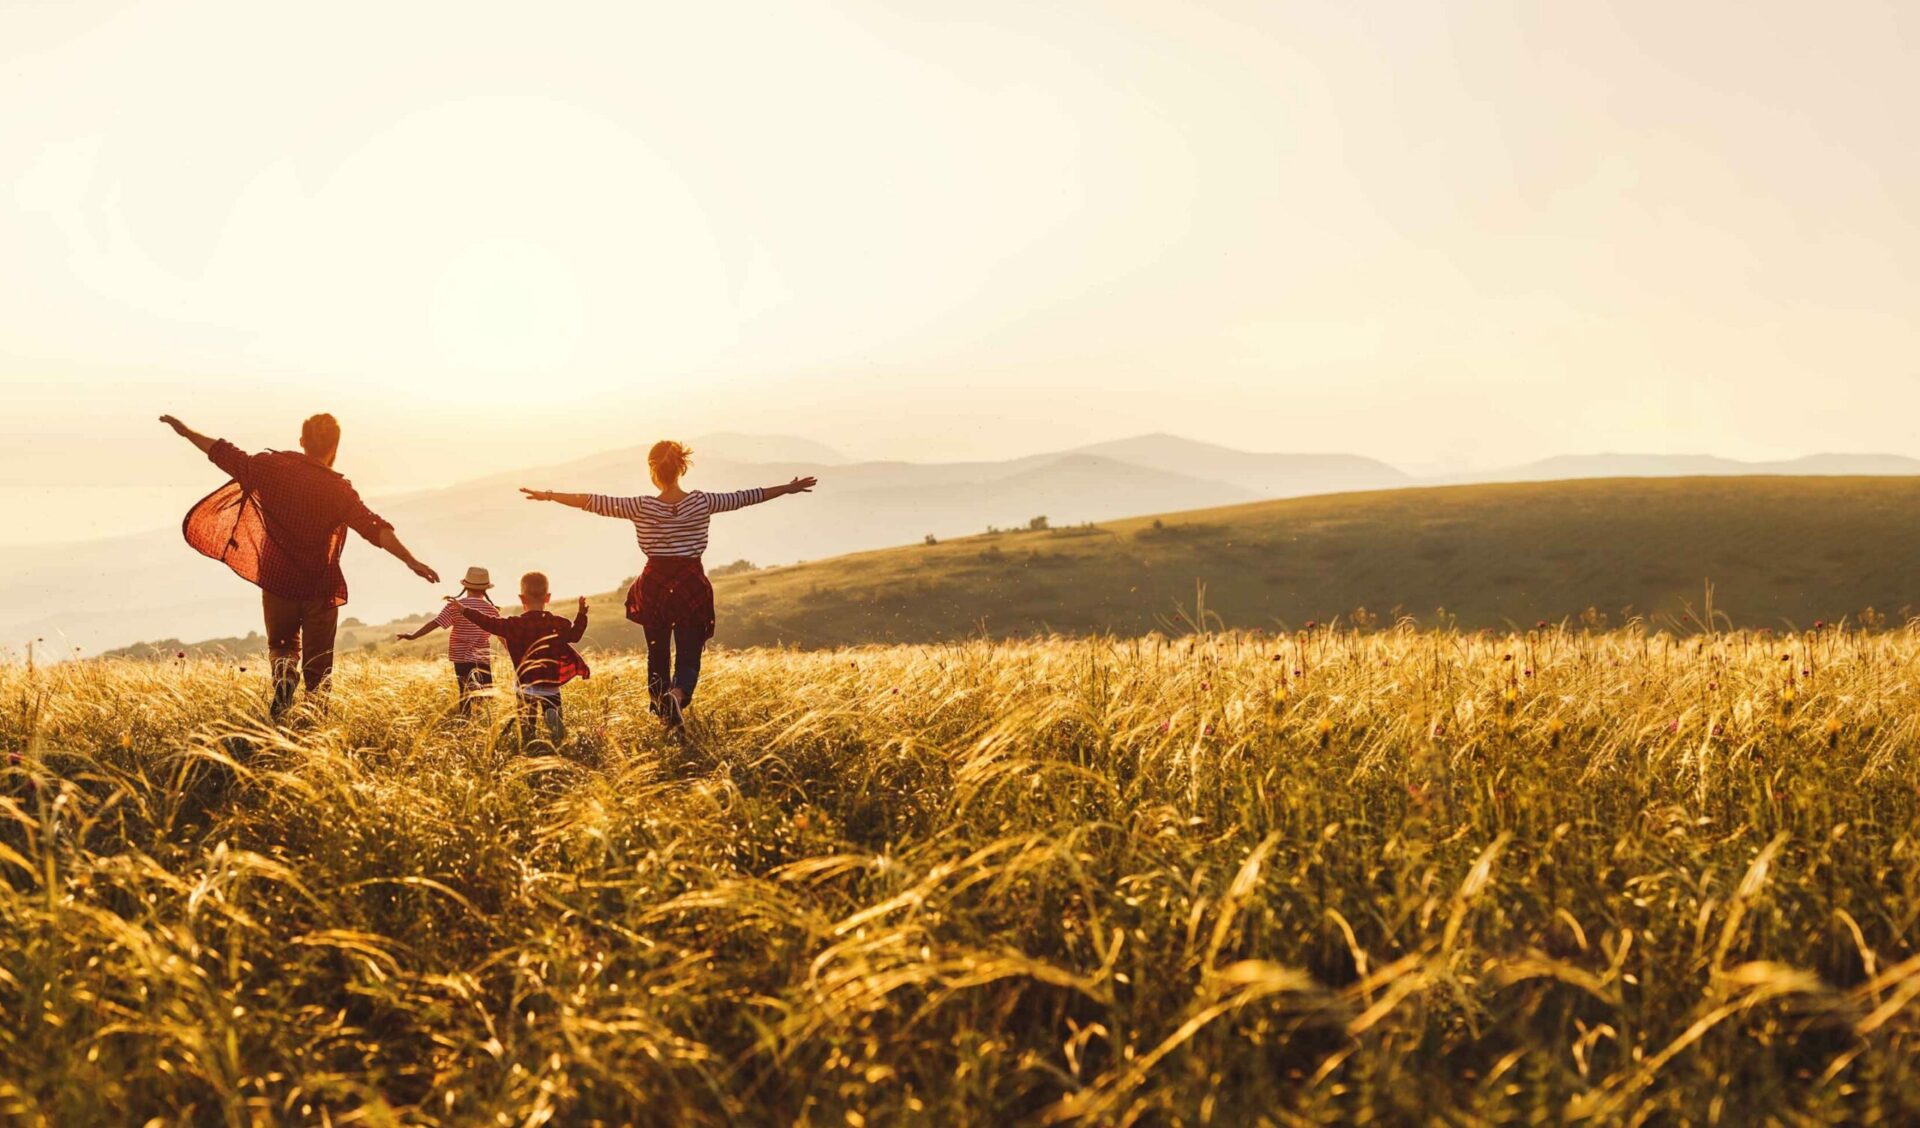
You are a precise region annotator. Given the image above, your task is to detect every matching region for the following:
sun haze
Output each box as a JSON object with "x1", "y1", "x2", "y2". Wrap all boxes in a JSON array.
[{"x1": 2, "y1": 1, "x2": 1917, "y2": 536}]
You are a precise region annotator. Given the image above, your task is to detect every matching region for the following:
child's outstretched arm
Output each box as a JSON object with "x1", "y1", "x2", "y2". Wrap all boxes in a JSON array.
[
  {"x1": 450, "y1": 598, "x2": 508, "y2": 636},
  {"x1": 397, "y1": 603, "x2": 459, "y2": 642}
]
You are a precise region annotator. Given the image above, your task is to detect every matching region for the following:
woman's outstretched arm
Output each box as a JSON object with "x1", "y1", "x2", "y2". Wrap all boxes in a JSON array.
[
  {"x1": 708, "y1": 476, "x2": 819, "y2": 514},
  {"x1": 527, "y1": 488, "x2": 654, "y2": 521},
  {"x1": 765, "y1": 476, "x2": 818, "y2": 498},
  {"x1": 521, "y1": 488, "x2": 594, "y2": 509}
]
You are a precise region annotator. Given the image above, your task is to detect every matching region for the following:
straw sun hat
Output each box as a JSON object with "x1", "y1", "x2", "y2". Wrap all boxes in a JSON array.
[{"x1": 459, "y1": 566, "x2": 493, "y2": 591}]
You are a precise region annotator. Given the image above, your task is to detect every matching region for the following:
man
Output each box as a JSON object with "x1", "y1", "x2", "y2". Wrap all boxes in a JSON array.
[{"x1": 161, "y1": 412, "x2": 439, "y2": 717}]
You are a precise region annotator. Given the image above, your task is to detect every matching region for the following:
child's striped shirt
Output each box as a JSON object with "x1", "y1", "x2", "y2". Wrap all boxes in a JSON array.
[{"x1": 431, "y1": 594, "x2": 498, "y2": 663}]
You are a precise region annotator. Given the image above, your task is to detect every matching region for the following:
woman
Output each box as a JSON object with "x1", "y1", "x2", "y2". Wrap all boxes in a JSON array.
[{"x1": 522, "y1": 441, "x2": 816, "y2": 726}]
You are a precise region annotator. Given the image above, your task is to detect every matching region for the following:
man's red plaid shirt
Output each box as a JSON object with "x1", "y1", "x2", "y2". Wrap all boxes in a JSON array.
[{"x1": 182, "y1": 440, "x2": 392, "y2": 605}]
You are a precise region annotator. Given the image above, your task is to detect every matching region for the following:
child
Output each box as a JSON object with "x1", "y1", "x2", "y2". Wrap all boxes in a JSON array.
[
  {"x1": 451, "y1": 571, "x2": 589, "y2": 748},
  {"x1": 396, "y1": 565, "x2": 498, "y2": 715}
]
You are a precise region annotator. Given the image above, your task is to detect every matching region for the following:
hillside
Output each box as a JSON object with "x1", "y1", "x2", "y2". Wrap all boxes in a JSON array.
[
  {"x1": 110, "y1": 475, "x2": 1920, "y2": 660},
  {"x1": 668, "y1": 474, "x2": 1920, "y2": 645}
]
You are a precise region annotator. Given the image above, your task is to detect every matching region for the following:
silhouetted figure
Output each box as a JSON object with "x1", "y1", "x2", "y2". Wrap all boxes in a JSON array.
[
  {"x1": 162, "y1": 413, "x2": 439, "y2": 717},
  {"x1": 522, "y1": 440, "x2": 816, "y2": 727},
  {"x1": 450, "y1": 571, "x2": 589, "y2": 748},
  {"x1": 396, "y1": 565, "x2": 500, "y2": 715}
]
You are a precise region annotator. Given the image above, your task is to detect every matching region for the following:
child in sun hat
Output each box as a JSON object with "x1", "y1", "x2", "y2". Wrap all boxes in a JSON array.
[
  {"x1": 450, "y1": 571, "x2": 589, "y2": 748},
  {"x1": 396, "y1": 565, "x2": 499, "y2": 715}
]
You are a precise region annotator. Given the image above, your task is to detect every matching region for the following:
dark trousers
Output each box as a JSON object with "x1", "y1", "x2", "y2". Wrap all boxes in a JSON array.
[
  {"x1": 644, "y1": 622, "x2": 705, "y2": 710},
  {"x1": 516, "y1": 690, "x2": 564, "y2": 748},
  {"x1": 262, "y1": 590, "x2": 338, "y2": 717},
  {"x1": 452, "y1": 661, "x2": 492, "y2": 715}
]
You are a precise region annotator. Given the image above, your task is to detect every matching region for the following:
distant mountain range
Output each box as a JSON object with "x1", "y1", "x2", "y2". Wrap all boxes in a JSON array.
[
  {"x1": 12, "y1": 433, "x2": 1920, "y2": 657},
  {"x1": 1440, "y1": 452, "x2": 1920, "y2": 483}
]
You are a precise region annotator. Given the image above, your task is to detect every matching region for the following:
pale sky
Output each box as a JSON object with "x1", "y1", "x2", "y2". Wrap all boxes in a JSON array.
[{"x1": 4, "y1": 1, "x2": 1918, "y2": 541}]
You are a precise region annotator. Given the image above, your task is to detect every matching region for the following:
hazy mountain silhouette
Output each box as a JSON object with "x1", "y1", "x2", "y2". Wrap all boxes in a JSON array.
[
  {"x1": 1450, "y1": 452, "x2": 1920, "y2": 483},
  {"x1": 684, "y1": 432, "x2": 850, "y2": 465},
  {"x1": 1070, "y1": 433, "x2": 1410, "y2": 496}
]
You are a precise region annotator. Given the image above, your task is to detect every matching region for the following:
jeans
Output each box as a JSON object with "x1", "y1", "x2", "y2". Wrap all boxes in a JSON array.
[
  {"x1": 644, "y1": 622, "x2": 704, "y2": 711},
  {"x1": 517, "y1": 688, "x2": 564, "y2": 749},
  {"x1": 452, "y1": 661, "x2": 492, "y2": 715},
  {"x1": 262, "y1": 590, "x2": 338, "y2": 717}
]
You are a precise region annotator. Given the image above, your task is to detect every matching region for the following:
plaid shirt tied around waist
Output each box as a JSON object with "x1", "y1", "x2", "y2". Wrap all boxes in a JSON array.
[{"x1": 625, "y1": 555, "x2": 716, "y2": 640}]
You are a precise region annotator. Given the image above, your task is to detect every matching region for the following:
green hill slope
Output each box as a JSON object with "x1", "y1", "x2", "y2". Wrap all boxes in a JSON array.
[
  {"x1": 681, "y1": 475, "x2": 1920, "y2": 645},
  {"x1": 112, "y1": 476, "x2": 1920, "y2": 660}
]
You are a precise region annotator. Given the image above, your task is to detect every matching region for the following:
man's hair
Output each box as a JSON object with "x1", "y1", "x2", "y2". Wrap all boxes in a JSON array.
[
  {"x1": 300, "y1": 413, "x2": 342, "y2": 458},
  {"x1": 521, "y1": 571, "x2": 550, "y2": 598}
]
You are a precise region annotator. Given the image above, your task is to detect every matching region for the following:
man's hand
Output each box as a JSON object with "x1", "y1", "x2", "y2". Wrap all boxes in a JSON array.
[
  {"x1": 521, "y1": 488, "x2": 551, "y2": 502},
  {"x1": 410, "y1": 560, "x2": 440, "y2": 584},
  {"x1": 160, "y1": 414, "x2": 217, "y2": 454},
  {"x1": 788, "y1": 475, "x2": 818, "y2": 494},
  {"x1": 394, "y1": 632, "x2": 410, "y2": 642}
]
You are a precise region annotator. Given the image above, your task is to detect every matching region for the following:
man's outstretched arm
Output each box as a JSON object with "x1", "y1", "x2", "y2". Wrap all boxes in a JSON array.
[
  {"x1": 162, "y1": 414, "x2": 251, "y2": 479},
  {"x1": 373, "y1": 527, "x2": 439, "y2": 585},
  {"x1": 338, "y1": 492, "x2": 438, "y2": 585},
  {"x1": 159, "y1": 415, "x2": 216, "y2": 455}
]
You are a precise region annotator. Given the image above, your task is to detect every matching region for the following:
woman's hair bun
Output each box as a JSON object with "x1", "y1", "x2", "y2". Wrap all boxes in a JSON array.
[{"x1": 648, "y1": 440, "x2": 692, "y2": 485}]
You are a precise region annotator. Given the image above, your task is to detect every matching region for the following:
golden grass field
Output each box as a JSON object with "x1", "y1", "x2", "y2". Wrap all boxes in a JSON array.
[{"x1": 9, "y1": 624, "x2": 1920, "y2": 1124}]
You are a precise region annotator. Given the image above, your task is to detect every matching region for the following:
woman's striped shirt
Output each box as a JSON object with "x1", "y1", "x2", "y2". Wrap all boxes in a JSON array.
[{"x1": 587, "y1": 488, "x2": 766, "y2": 557}]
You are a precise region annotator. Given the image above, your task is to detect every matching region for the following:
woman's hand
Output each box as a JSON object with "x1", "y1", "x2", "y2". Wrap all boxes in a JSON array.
[
  {"x1": 522, "y1": 488, "x2": 592, "y2": 509},
  {"x1": 787, "y1": 476, "x2": 818, "y2": 494}
]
